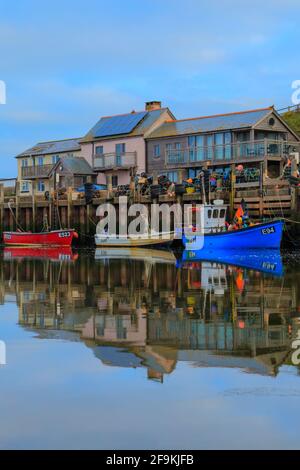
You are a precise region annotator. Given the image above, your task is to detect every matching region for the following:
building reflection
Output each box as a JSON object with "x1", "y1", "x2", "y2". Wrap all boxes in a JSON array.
[{"x1": 1, "y1": 248, "x2": 300, "y2": 381}]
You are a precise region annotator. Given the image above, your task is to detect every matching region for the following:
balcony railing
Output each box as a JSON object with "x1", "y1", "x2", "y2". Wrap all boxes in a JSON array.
[
  {"x1": 165, "y1": 140, "x2": 300, "y2": 167},
  {"x1": 21, "y1": 164, "x2": 54, "y2": 179},
  {"x1": 93, "y1": 152, "x2": 137, "y2": 170}
]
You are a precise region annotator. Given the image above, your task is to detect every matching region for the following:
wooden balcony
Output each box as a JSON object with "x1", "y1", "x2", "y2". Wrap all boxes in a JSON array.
[
  {"x1": 165, "y1": 139, "x2": 300, "y2": 168},
  {"x1": 21, "y1": 164, "x2": 54, "y2": 179},
  {"x1": 93, "y1": 152, "x2": 137, "y2": 171}
]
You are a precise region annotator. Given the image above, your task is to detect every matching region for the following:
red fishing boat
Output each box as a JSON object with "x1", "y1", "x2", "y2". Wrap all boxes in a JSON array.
[{"x1": 3, "y1": 229, "x2": 78, "y2": 247}]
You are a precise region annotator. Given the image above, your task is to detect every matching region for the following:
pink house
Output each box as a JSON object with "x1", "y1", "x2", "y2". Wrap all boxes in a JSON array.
[{"x1": 80, "y1": 101, "x2": 175, "y2": 187}]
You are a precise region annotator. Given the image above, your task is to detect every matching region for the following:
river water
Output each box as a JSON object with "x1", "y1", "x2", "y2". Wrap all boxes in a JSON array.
[{"x1": 0, "y1": 247, "x2": 300, "y2": 449}]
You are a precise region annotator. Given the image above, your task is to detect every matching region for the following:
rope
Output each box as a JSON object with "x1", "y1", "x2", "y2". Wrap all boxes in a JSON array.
[
  {"x1": 282, "y1": 217, "x2": 300, "y2": 225},
  {"x1": 8, "y1": 201, "x2": 25, "y2": 232}
]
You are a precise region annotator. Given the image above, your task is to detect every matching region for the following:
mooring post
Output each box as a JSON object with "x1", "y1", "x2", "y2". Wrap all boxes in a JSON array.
[
  {"x1": 107, "y1": 174, "x2": 113, "y2": 199},
  {"x1": 67, "y1": 187, "x2": 73, "y2": 228},
  {"x1": 0, "y1": 184, "x2": 4, "y2": 233},
  {"x1": 80, "y1": 205, "x2": 85, "y2": 236},
  {"x1": 259, "y1": 161, "x2": 264, "y2": 218},
  {"x1": 25, "y1": 208, "x2": 31, "y2": 231},
  {"x1": 230, "y1": 163, "x2": 236, "y2": 219},
  {"x1": 86, "y1": 204, "x2": 90, "y2": 236},
  {"x1": 15, "y1": 182, "x2": 20, "y2": 230},
  {"x1": 291, "y1": 185, "x2": 298, "y2": 216},
  {"x1": 31, "y1": 181, "x2": 36, "y2": 232}
]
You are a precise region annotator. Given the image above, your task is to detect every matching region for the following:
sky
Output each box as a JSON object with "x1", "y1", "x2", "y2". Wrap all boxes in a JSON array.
[{"x1": 0, "y1": 0, "x2": 300, "y2": 177}]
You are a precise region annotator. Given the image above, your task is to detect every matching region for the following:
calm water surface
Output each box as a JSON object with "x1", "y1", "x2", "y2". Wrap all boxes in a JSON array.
[{"x1": 0, "y1": 246, "x2": 300, "y2": 449}]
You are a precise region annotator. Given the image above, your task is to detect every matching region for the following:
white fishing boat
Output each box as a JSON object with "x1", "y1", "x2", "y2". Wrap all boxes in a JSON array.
[{"x1": 94, "y1": 231, "x2": 175, "y2": 247}]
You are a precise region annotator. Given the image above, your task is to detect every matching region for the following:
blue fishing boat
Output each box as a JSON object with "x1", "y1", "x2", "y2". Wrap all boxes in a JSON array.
[
  {"x1": 183, "y1": 201, "x2": 284, "y2": 250},
  {"x1": 179, "y1": 248, "x2": 283, "y2": 276}
]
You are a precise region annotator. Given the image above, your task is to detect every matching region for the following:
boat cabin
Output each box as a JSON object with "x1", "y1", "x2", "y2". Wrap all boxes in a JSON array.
[
  {"x1": 203, "y1": 202, "x2": 227, "y2": 233},
  {"x1": 187, "y1": 200, "x2": 228, "y2": 234}
]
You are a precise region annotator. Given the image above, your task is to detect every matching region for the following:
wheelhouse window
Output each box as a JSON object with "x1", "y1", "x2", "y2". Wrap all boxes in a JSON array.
[
  {"x1": 21, "y1": 159, "x2": 28, "y2": 167},
  {"x1": 37, "y1": 157, "x2": 44, "y2": 166}
]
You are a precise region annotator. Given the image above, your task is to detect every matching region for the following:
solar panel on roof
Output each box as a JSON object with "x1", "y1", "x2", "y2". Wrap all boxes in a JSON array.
[{"x1": 93, "y1": 111, "x2": 148, "y2": 138}]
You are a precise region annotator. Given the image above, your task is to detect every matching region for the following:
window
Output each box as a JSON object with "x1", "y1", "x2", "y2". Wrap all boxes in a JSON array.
[
  {"x1": 153, "y1": 144, "x2": 160, "y2": 158},
  {"x1": 52, "y1": 155, "x2": 60, "y2": 164},
  {"x1": 207, "y1": 209, "x2": 212, "y2": 219},
  {"x1": 269, "y1": 117, "x2": 275, "y2": 126},
  {"x1": 166, "y1": 143, "x2": 173, "y2": 160},
  {"x1": 213, "y1": 209, "x2": 219, "y2": 218},
  {"x1": 220, "y1": 209, "x2": 226, "y2": 218},
  {"x1": 206, "y1": 135, "x2": 214, "y2": 160},
  {"x1": 116, "y1": 144, "x2": 125, "y2": 166},
  {"x1": 188, "y1": 136, "x2": 195, "y2": 147},
  {"x1": 166, "y1": 143, "x2": 174, "y2": 163},
  {"x1": 215, "y1": 133, "x2": 224, "y2": 160},
  {"x1": 174, "y1": 142, "x2": 182, "y2": 160},
  {"x1": 37, "y1": 157, "x2": 44, "y2": 166},
  {"x1": 163, "y1": 171, "x2": 178, "y2": 183},
  {"x1": 115, "y1": 143, "x2": 125, "y2": 155},
  {"x1": 112, "y1": 175, "x2": 118, "y2": 187},
  {"x1": 188, "y1": 167, "x2": 201, "y2": 179},
  {"x1": 188, "y1": 136, "x2": 195, "y2": 162},
  {"x1": 195, "y1": 135, "x2": 205, "y2": 161},
  {"x1": 95, "y1": 146, "x2": 103, "y2": 155},
  {"x1": 21, "y1": 159, "x2": 28, "y2": 167},
  {"x1": 224, "y1": 132, "x2": 232, "y2": 160},
  {"x1": 37, "y1": 180, "x2": 45, "y2": 192},
  {"x1": 21, "y1": 181, "x2": 29, "y2": 193}
]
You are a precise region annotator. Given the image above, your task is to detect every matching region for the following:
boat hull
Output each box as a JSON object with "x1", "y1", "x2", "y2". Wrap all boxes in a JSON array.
[
  {"x1": 94, "y1": 233, "x2": 174, "y2": 248},
  {"x1": 3, "y1": 229, "x2": 77, "y2": 247},
  {"x1": 183, "y1": 220, "x2": 284, "y2": 250}
]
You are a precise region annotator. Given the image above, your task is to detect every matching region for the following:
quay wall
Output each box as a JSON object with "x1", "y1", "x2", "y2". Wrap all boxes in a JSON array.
[{"x1": 0, "y1": 181, "x2": 298, "y2": 244}]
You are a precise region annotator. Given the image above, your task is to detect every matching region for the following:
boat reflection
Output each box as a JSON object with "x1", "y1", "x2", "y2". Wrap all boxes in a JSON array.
[
  {"x1": 179, "y1": 248, "x2": 283, "y2": 276},
  {"x1": 3, "y1": 246, "x2": 78, "y2": 262},
  {"x1": 1, "y1": 248, "x2": 299, "y2": 381}
]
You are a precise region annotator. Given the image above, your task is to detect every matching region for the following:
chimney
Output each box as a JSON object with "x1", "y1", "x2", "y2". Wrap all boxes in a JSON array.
[{"x1": 145, "y1": 101, "x2": 162, "y2": 112}]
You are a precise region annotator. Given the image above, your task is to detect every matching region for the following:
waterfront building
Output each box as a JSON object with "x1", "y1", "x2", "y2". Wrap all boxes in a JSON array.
[
  {"x1": 16, "y1": 138, "x2": 95, "y2": 196},
  {"x1": 80, "y1": 101, "x2": 175, "y2": 187},
  {"x1": 146, "y1": 106, "x2": 300, "y2": 182}
]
